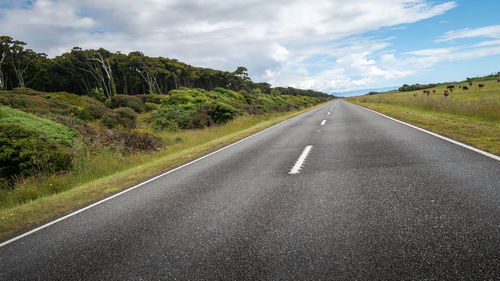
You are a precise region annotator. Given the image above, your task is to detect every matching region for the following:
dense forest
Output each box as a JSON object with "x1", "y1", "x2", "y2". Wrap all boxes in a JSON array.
[{"x1": 0, "y1": 36, "x2": 331, "y2": 99}]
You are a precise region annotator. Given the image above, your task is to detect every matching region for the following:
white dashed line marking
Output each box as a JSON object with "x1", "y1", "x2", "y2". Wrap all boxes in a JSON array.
[
  {"x1": 327, "y1": 112, "x2": 331, "y2": 115},
  {"x1": 320, "y1": 120, "x2": 326, "y2": 126},
  {"x1": 289, "y1": 145, "x2": 313, "y2": 175}
]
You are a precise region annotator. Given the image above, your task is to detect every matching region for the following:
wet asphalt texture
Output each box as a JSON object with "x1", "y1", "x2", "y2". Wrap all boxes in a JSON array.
[{"x1": 1, "y1": 100, "x2": 499, "y2": 280}]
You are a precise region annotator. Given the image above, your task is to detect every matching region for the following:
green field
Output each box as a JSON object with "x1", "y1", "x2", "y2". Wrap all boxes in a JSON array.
[{"x1": 346, "y1": 79, "x2": 500, "y2": 155}]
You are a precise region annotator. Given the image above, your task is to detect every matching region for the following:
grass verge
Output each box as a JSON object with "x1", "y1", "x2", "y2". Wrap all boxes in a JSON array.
[
  {"x1": 346, "y1": 100, "x2": 500, "y2": 155},
  {"x1": 0, "y1": 104, "x2": 324, "y2": 241}
]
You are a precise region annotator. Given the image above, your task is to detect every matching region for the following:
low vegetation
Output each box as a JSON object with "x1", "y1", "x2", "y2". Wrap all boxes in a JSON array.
[
  {"x1": 347, "y1": 73, "x2": 500, "y2": 154},
  {"x1": 0, "y1": 86, "x2": 328, "y2": 206}
]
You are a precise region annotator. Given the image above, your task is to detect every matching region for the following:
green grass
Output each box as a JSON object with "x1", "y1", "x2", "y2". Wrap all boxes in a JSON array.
[
  {"x1": 0, "y1": 105, "x2": 76, "y2": 146},
  {"x1": 346, "y1": 80, "x2": 500, "y2": 155},
  {"x1": 0, "y1": 104, "x2": 324, "y2": 240},
  {"x1": 353, "y1": 80, "x2": 500, "y2": 122}
]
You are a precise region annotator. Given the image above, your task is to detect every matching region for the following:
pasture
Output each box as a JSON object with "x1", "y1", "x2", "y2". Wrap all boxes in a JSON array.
[{"x1": 347, "y1": 79, "x2": 500, "y2": 154}]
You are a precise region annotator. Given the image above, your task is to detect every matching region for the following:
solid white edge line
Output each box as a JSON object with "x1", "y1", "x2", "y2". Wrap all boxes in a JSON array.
[
  {"x1": 345, "y1": 100, "x2": 500, "y2": 162},
  {"x1": 0, "y1": 101, "x2": 334, "y2": 248},
  {"x1": 289, "y1": 145, "x2": 313, "y2": 174}
]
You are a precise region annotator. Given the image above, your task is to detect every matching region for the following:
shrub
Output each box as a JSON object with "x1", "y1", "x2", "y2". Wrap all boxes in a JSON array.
[
  {"x1": 80, "y1": 96, "x2": 108, "y2": 119},
  {"x1": 151, "y1": 118, "x2": 179, "y2": 131},
  {"x1": 187, "y1": 113, "x2": 214, "y2": 128},
  {"x1": 209, "y1": 102, "x2": 240, "y2": 123},
  {"x1": 94, "y1": 129, "x2": 162, "y2": 151},
  {"x1": 152, "y1": 104, "x2": 196, "y2": 129},
  {"x1": 110, "y1": 95, "x2": 145, "y2": 112},
  {"x1": 0, "y1": 176, "x2": 9, "y2": 190},
  {"x1": 144, "y1": 102, "x2": 158, "y2": 112},
  {"x1": 136, "y1": 94, "x2": 166, "y2": 104},
  {"x1": 0, "y1": 106, "x2": 76, "y2": 146},
  {"x1": 0, "y1": 123, "x2": 72, "y2": 180},
  {"x1": 11, "y1": 88, "x2": 42, "y2": 95},
  {"x1": 213, "y1": 87, "x2": 233, "y2": 98},
  {"x1": 163, "y1": 90, "x2": 194, "y2": 105},
  {"x1": 101, "y1": 107, "x2": 137, "y2": 129},
  {"x1": 88, "y1": 88, "x2": 106, "y2": 102}
]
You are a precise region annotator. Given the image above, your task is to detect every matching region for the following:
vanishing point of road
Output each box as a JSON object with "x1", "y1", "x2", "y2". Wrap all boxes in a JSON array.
[{"x1": 1, "y1": 100, "x2": 499, "y2": 280}]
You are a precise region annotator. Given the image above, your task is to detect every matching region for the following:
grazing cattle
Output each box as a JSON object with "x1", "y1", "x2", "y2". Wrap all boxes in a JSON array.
[
  {"x1": 432, "y1": 90, "x2": 436, "y2": 94},
  {"x1": 459, "y1": 86, "x2": 462, "y2": 89},
  {"x1": 447, "y1": 85, "x2": 455, "y2": 90},
  {"x1": 423, "y1": 90, "x2": 430, "y2": 96},
  {"x1": 463, "y1": 86, "x2": 468, "y2": 90},
  {"x1": 413, "y1": 94, "x2": 417, "y2": 98},
  {"x1": 497, "y1": 79, "x2": 499, "y2": 82},
  {"x1": 478, "y1": 83, "x2": 485, "y2": 88},
  {"x1": 469, "y1": 82, "x2": 473, "y2": 86},
  {"x1": 444, "y1": 90, "x2": 449, "y2": 98}
]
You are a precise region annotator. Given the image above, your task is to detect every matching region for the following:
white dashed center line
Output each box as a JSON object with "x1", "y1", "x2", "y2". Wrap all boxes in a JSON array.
[
  {"x1": 320, "y1": 120, "x2": 326, "y2": 126},
  {"x1": 327, "y1": 112, "x2": 331, "y2": 115},
  {"x1": 289, "y1": 145, "x2": 313, "y2": 175}
]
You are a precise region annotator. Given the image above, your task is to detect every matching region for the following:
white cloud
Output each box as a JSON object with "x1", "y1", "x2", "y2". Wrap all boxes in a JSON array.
[
  {"x1": 0, "y1": 0, "x2": 458, "y2": 93},
  {"x1": 437, "y1": 24, "x2": 500, "y2": 42}
]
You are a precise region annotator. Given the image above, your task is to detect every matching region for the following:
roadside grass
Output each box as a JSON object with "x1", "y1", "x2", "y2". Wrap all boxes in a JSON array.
[
  {"x1": 346, "y1": 80, "x2": 500, "y2": 155},
  {"x1": 0, "y1": 104, "x2": 323, "y2": 240}
]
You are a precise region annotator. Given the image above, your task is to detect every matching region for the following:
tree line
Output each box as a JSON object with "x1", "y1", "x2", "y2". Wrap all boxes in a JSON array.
[{"x1": 0, "y1": 36, "x2": 332, "y2": 99}]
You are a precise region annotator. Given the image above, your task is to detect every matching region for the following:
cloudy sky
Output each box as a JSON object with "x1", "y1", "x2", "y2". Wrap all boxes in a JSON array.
[{"x1": 1, "y1": 0, "x2": 500, "y2": 95}]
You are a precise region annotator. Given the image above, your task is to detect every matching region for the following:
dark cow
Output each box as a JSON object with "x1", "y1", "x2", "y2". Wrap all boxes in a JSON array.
[
  {"x1": 497, "y1": 79, "x2": 499, "y2": 82},
  {"x1": 459, "y1": 86, "x2": 462, "y2": 89},
  {"x1": 432, "y1": 90, "x2": 436, "y2": 94},
  {"x1": 413, "y1": 93, "x2": 417, "y2": 98},
  {"x1": 478, "y1": 83, "x2": 485, "y2": 88},
  {"x1": 423, "y1": 90, "x2": 430, "y2": 96},
  {"x1": 444, "y1": 90, "x2": 449, "y2": 98},
  {"x1": 447, "y1": 85, "x2": 455, "y2": 90},
  {"x1": 469, "y1": 82, "x2": 473, "y2": 86},
  {"x1": 463, "y1": 86, "x2": 468, "y2": 90}
]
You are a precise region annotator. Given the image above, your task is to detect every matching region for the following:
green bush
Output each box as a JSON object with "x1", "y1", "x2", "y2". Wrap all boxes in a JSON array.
[
  {"x1": 110, "y1": 95, "x2": 145, "y2": 113},
  {"x1": 163, "y1": 90, "x2": 195, "y2": 105},
  {"x1": 102, "y1": 107, "x2": 137, "y2": 129},
  {"x1": 88, "y1": 88, "x2": 106, "y2": 102},
  {"x1": 0, "y1": 123, "x2": 72, "y2": 182},
  {"x1": 80, "y1": 96, "x2": 108, "y2": 119},
  {"x1": 209, "y1": 102, "x2": 240, "y2": 123},
  {"x1": 136, "y1": 94, "x2": 167, "y2": 104},
  {"x1": 0, "y1": 106, "x2": 76, "y2": 146},
  {"x1": 152, "y1": 104, "x2": 196, "y2": 129},
  {"x1": 144, "y1": 102, "x2": 158, "y2": 112}
]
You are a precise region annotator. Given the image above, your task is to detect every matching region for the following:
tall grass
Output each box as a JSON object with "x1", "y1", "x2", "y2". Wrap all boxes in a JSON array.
[{"x1": 353, "y1": 80, "x2": 500, "y2": 122}]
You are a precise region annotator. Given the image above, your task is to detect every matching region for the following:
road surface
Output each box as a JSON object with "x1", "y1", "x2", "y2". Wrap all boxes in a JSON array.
[{"x1": 1, "y1": 100, "x2": 499, "y2": 280}]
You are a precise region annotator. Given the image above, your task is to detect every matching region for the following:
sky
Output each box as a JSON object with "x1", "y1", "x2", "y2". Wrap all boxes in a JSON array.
[{"x1": 1, "y1": 0, "x2": 500, "y2": 96}]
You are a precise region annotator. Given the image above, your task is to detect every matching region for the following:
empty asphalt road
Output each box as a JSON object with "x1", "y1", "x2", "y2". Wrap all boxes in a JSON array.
[{"x1": 1, "y1": 100, "x2": 499, "y2": 280}]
